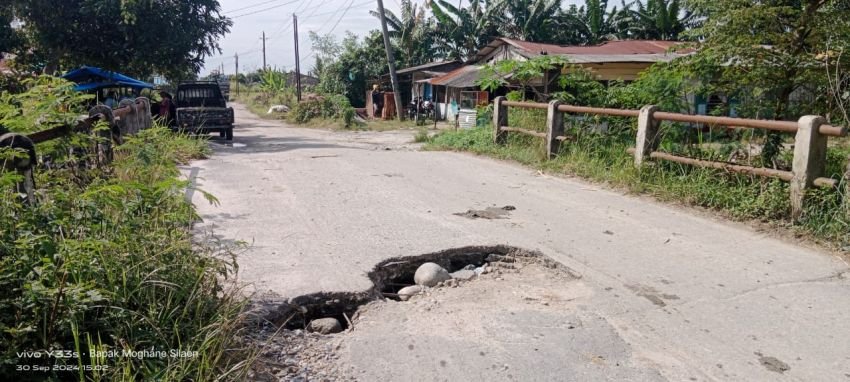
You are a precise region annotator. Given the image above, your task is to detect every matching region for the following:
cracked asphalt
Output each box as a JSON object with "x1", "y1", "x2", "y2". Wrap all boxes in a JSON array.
[{"x1": 188, "y1": 103, "x2": 850, "y2": 381}]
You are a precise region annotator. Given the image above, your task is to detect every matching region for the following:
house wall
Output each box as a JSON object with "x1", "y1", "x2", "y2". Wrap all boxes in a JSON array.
[{"x1": 564, "y1": 62, "x2": 654, "y2": 81}]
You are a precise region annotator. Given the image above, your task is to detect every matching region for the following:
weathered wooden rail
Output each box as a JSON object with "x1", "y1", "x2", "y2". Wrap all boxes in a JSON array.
[
  {"x1": 492, "y1": 97, "x2": 849, "y2": 219},
  {"x1": 0, "y1": 97, "x2": 152, "y2": 204}
]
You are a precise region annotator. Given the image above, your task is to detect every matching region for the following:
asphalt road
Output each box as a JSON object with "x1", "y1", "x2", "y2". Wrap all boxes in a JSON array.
[{"x1": 189, "y1": 103, "x2": 850, "y2": 381}]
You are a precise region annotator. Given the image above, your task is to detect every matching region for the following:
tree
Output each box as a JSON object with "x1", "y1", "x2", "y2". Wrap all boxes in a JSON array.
[
  {"x1": 369, "y1": 0, "x2": 436, "y2": 67},
  {"x1": 492, "y1": 0, "x2": 562, "y2": 42},
  {"x1": 0, "y1": 5, "x2": 22, "y2": 55},
  {"x1": 624, "y1": 0, "x2": 696, "y2": 40},
  {"x1": 310, "y1": 31, "x2": 388, "y2": 107},
  {"x1": 7, "y1": 0, "x2": 231, "y2": 80},
  {"x1": 685, "y1": 0, "x2": 850, "y2": 120},
  {"x1": 557, "y1": 0, "x2": 632, "y2": 45},
  {"x1": 429, "y1": 0, "x2": 500, "y2": 61},
  {"x1": 683, "y1": 0, "x2": 850, "y2": 163}
]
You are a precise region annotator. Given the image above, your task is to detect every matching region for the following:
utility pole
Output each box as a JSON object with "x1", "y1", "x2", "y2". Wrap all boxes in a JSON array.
[
  {"x1": 293, "y1": 14, "x2": 302, "y2": 102},
  {"x1": 261, "y1": 31, "x2": 268, "y2": 71},
  {"x1": 234, "y1": 53, "x2": 239, "y2": 97},
  {"x1": 376, "y1": 0, "x2": 403, "y2": 121}
]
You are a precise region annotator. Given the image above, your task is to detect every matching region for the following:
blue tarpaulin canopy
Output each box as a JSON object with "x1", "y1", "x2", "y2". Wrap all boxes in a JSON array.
[{"x1": 62, "y1": 66, "x2": 154, "y2": 92}]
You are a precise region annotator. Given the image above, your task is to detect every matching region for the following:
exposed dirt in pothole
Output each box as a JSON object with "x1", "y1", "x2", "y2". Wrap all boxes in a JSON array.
[{"x1": 242, "y1": 246, "x2": 657, "y2": 382}]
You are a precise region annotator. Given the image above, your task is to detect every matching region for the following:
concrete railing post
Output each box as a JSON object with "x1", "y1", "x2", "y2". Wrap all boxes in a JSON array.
[
  {"x1": 0, "y1": 133, "x2": 37, "y2": 205},
  {"x1": 790, "y1": 116, "x2": 828, "y2": 220},
  {"x1": 493, "y1": 96, "x2": 508, "y2": 145},
  {"x1": 546, "y1": 100, "x2": 564, "y2": 159},
  {"x1": 634, "y1": 105, "x2": 660, "y2": 167}
]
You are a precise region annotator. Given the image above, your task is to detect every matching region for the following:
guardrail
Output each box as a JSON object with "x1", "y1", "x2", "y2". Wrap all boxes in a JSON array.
[
  {"x1": 492, "y1": 97, "x2": 849, "y2": 219},
  {"x1": 0, "y1": 97, "x2": 152, "y2": 204}
]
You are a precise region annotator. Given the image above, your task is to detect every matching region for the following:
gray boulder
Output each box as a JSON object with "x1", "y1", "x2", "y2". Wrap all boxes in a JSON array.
[
  {"x1": 307, "y1": 318, "x2": 342, "y2": 334},
  {"x1": 414, "y1": 262, "x2": 451, "y2": 287}
]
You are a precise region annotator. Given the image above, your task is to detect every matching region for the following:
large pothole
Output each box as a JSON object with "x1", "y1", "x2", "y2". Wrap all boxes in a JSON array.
[
  {"x1": 247, "y1": 245, "x2": 580, "y2": 332},
  {"x1": 245, "y1": 246, "x2": 602, "y2": 381}
]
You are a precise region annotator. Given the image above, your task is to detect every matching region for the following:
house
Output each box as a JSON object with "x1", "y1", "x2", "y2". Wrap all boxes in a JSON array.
[
  {"x1": 474, "y1": 38, "x2": 688, "y2": 82},
  {"x1": 369, "y1": 60, "x2": 463, "y2": 119},
  {"x1": 423, "y1": 38, "x2": 690, "y2": 123},
  {"x1": 396, "y1": 60, "x2": 464, "y2": 103},
  {"x1": 425, "y1": 65, "x2": 487, "y2": 126}
]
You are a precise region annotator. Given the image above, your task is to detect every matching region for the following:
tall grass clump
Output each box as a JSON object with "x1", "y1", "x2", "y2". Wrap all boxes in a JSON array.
[{"x1": 0, "y1": 76, "x2": 252, "y2": 381}]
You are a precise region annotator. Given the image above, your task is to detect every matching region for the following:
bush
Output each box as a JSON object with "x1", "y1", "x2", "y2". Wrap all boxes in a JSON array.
[
  {"x1": 0, "y1": 78, "x2": 251, "y2": 381},
  {"x1": 290, "y1": 94, "x2": 356, "y2": 128}
]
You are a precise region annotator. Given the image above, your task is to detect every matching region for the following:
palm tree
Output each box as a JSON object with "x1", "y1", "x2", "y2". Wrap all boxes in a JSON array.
[
  {"x1": 428, "y1": 0, "x2": 499, "y2": 61},
  {"x1": 624, "y1": 0, "x2": 697, "y2": 40},
  {"x1": 370, "y1": 0, "x2": 435, "y2": 67},
  {"x1": 492, "y1": 0, "x2": 562, "y2": 42},
  {"x1": 559, "y1": 0, "x2": 632, "y2": 45}
]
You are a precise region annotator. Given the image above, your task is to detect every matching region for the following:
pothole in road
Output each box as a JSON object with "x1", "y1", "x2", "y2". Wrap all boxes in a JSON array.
[
  {"x1": 246, "y1": 246, "x2": 585, "y2": 381},
  {"x1": 251, "y1": 245, "x2": 579, "y2": 335}
]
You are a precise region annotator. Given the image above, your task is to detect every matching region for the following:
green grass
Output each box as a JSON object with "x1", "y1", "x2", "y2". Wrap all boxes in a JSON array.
[
  {"x1": 0, "y1": 127, "x2": 254, "y2": 381},
  {"x1": 427, "y1": 124, "x2": 850, "y2": 249}
]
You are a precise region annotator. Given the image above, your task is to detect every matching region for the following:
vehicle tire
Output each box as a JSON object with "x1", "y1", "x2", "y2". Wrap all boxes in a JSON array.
[
  {"x1": 224, "y1": 128, "x2": 233, "y2": 141},
  {"x1": 219, "y1": 130, "x2": 226, "y2": 138}
]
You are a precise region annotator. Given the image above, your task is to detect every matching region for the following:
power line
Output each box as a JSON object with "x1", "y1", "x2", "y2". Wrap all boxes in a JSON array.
[
  {"x1": 223, "y1": 0, "x2": 284, "y2": 14},
  {"x1": 230, "y1": 0, "x2": 301, "y2": 19},
  {"x1": 301, "y1": 0, "x2": 359, "y2": 63}
]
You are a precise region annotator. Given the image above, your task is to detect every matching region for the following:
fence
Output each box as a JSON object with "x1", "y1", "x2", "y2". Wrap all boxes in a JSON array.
[
  {"x1": 492, "y1": 97, "x2": 849, "y2": 219},
  {"x1": 0, "y1": 97, "x2": 152, "y2": 204}
]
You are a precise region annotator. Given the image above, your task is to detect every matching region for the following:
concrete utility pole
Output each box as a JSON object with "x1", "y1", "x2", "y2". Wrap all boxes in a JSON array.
[
  {"x1": 261, "y1": 31, "x2": 269, "y2": 70},
  {"x1": 235, "y1": 53, "x2": 239, "y2": 96},
  {"x1": 294, "y1": 14, "x2": 302, "y2": 102},
  {"x1": 376, "y1": 0, "x2": 404, "y2": 121}
]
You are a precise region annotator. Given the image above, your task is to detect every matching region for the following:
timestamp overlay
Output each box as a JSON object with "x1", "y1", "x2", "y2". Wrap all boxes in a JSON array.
[{"x1": 11, "y1": 348, "x2": 199, "y2": 375}]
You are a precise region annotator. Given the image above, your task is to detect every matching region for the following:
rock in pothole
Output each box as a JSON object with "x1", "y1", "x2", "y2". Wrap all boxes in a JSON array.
[
  {"x1": 307, "y1": 318, "x2": 343, "y2": 334},
  {"x1": 397, "y1": 285, "x2": 423, "y2": 301},
  {"x1": 450, "y1": 269, "x2": 476, "y2": 281},
  {"x1": 414, "y1": 262, "x2": 451, "y2": 287}
]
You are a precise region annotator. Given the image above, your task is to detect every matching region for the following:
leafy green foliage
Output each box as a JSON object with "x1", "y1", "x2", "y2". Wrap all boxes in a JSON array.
[
  {"x1": 6, "y1": 0, "x2": 231, "y2": 79},
  {"x1": 0, "y1": 78, "x2": 249, "y2": 381},
  {"x1": 477, "y1": 55, "x2": 568, "y2": 100},
  {"x1": 310, "y1": 31, "x2": 388, "y2": 108},
  {"x1": 290, "y1": 95, "x2": 356, "y2": 128}
]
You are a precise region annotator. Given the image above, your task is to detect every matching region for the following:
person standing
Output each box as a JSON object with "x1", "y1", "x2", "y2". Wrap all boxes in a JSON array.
[
  {"x1": 371, "y1": 84, "x2": 384, "y2": 119},
  {"x1": 158, "y1": 91, "x2": 175, "y2": 127}
]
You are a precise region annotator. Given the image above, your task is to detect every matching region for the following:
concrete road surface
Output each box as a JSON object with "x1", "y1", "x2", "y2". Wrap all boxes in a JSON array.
[{"x1": 189, "y1": 103, "x2": 850, "y2": 381}]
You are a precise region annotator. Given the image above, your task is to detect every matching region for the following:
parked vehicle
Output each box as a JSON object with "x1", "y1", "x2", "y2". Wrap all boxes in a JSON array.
[
  {"x1": 407, "y1": 97, "x2": 435, "y2": 121},
  {"x1": 174, "y1": 82, "x2": 234, "y2": 140}
]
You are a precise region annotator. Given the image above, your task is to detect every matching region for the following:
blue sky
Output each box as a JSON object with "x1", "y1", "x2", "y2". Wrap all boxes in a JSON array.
[{"x1": 202, "y1": 0, "x2": 589, "y2": 76}]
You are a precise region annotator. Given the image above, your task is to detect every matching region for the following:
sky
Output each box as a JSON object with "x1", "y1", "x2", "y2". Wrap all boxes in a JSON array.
[{"x1": 201, "y1": 0, "x2": 588, "y2": 76}]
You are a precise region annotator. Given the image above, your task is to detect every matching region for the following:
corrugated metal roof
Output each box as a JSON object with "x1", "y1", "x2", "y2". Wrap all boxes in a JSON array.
[
  {"x1": 396, "y1": 60, "x2": 463, "y2": 75},
  {"x1": 429, "y1": 65, "x2": 482, "y2": 88},
  {"x1": 474, "y1": 38, "x2": 690, "y2": 63}
]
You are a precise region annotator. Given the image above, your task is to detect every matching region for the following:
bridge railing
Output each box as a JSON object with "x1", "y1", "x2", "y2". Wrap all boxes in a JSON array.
[
  {"x1": 1, "y1": 97, "x2": 152, "y2": 204},
  {"x1": 492, "y1": 97, "x2": 848, "y2": 219}
]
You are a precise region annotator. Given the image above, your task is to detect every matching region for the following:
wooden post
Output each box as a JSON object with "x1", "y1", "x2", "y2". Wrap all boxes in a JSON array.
[
  {"x1": 493, "y1": 96, "x2": 508, "y2": 144},
  {"x1": 546, "y1": 100, "x2": 564, "y2": 159},
  {"x1": 790, "y1": 116, "x2": 828, "y2": 220},
  {"x1": 376, "y1": 0, "x2": 404, "y2": 121},
  {"x1": 634, "y1": 105, "x2": 660, "y2": 167}
]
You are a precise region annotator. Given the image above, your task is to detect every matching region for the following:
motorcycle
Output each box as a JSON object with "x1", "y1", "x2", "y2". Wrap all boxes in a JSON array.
[{"x1": 407, "y1": 97, "x2": 435, "y2": 122}]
